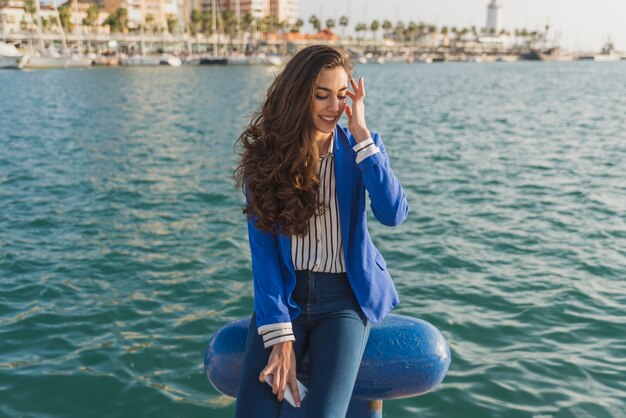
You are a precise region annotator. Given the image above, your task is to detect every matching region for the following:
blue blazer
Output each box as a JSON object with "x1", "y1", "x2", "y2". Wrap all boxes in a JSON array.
[{"x1": 247, "y1": 124, "x2": 409, "y2": 329}]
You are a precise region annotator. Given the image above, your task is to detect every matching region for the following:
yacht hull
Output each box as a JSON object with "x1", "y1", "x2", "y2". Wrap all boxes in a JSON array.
[{"x1": 24, "y1": 56, "x2": 69, "y2": 69}]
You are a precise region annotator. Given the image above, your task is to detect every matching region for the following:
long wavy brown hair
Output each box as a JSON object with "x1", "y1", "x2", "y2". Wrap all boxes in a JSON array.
[{"x1": 234, "y1": 45, "x2": 353, "y2": 236}]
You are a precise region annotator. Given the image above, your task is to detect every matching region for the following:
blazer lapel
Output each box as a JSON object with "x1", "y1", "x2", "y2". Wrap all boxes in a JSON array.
[{"x1": 334, "y1": 125, "x2": 355, "y2": 255}]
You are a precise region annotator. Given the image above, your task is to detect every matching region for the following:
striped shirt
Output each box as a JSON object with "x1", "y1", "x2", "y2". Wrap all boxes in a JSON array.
[
  {"x1": 291, "y1": 133, "x2": 346, "y2": 273},
  {"x1": 258, "y1": 133, "x2": 382, "y2": 348}
]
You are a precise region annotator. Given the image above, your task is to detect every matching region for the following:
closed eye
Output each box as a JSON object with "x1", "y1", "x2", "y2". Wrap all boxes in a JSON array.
[{"x1": 315, "y1": 95, "x2": 348, "y2": 100}]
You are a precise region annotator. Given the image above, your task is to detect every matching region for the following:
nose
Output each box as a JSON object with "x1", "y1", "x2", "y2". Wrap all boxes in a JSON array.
[{"x1": 328, "y1": 96, "x2": 340, "y2": 112}]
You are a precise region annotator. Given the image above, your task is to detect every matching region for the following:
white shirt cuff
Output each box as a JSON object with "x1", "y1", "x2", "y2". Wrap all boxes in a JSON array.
[
  {"x1": 258, "y1": 321, "x2": 295, "y2": 348},
  {"x1": 355, "y1": 145, "x2": 381, "y2": 163},
  {"x1": 352, "y1": 137, "x2": 374, "y2": 152},
  {"x1": 263, "y1": 334, "x2": 296, "y2": 349}
]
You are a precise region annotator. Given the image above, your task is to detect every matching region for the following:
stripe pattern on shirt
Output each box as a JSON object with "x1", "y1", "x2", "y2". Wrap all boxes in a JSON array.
[{"x1": 291, "y1": 134, "x2": 346, "y2": 273}]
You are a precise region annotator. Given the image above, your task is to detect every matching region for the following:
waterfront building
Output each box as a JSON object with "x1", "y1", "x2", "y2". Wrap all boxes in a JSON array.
[
  {"x1": 199, "y1": 0, "x2": 297, "y2": 24},
  {"x1": 201, "y1": 0, "x2": 268, "y2": 19},
  {"x1": 485, "y1": 0, "x2": 500, "y2": 35},
  {"x1": 101, "y1": 0, "x2": 179, "y2": 30},
  {"x1": 56, "y1": 0, "x2": 109, "y2": 32},
  {"x1": 0, "y1": 0, "x2": 58, "y2": 34},
  {"x1": 269, "y1": 0, "x2": 297, "y2": 25},
  {"x1": 0, "y1": 0, "x2": 27, "y2": 34}
]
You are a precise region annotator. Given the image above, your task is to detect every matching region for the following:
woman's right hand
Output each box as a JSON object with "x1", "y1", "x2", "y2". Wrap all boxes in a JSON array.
[{"x1": 258, "y1": 341, "x2": 301, "y2": 408}]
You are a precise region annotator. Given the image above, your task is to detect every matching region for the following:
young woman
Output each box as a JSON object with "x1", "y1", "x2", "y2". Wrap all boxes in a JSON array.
[{"x1": 233, "y1": 45, "x2": 409, "y2": 418}]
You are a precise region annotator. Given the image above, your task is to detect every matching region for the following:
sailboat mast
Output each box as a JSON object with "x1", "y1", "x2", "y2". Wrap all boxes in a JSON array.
[
  {"x1": 236, "y1": 0, "x2": 241, "y2": 54},
  {"x1": 211, "y1": 0, "x2": 217, "y2": 55},
  {"x1": 73, "y1": 0, "x2": 78, "y2": 30},
  {"x1": 33, "y1": 0, "x2": 44, "y2": 52},
  {"x1": 52, "y1": 2, "x2": 68, "y2": 52}
]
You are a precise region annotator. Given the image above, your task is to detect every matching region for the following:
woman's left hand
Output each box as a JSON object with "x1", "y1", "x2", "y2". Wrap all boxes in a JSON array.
[{"x1": 345, "y1": 77, "x2": 371, "y2": 142}]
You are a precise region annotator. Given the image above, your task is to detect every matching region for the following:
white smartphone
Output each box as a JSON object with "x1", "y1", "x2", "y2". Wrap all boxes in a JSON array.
[{"x1": 264, "y1": 374, "x2": 308, "y2": 408}]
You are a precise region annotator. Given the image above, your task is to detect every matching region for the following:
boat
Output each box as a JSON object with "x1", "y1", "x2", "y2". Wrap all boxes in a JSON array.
[
  {"x1": 200, "y1": 0, "x2": 228, "y2": 65},
  {"x1": 415, "y1": 54, "x2": 433, "y2": 64},
  {"x1": 67, "y1": 53, "x2": 93, "y2": 68},
  {"x1": 93, "y1": 54, "x2": 120, "y2": 66},
  {"x1": 64, "y1": 0, "x2": 92, "y2": 68},
  {"x1": 521, "y1": 47, "x2": 574, "y2": 61},
  {"x1": 594, "y1": 41, "x2": 621, "y2": 62},
  {"x1": 463, "y1": 54, "x2": 482, "y2": 63},
  {"x1": 25, "y1": 46, "x2": 68, "y2": 69},
  {"x1": 159, "y1": 54, "x2": 182, "y2": 67},
  {"x1": 224, "y1": 54, "x2": 280, "y2": 66},
  {"x1": 199, "y1": 55, "x2": 228, "y2": 65},
  {"x1": 496, "y1": 54, "x2": 519, "y2": 63},
  {"x1": 22, "y1": 0, "x2": 69, "y2": 69},
  {"x1": 120, "y1": 53, "x2": 160, "y2": 66},
  {"x1": 0, "y1": 42, "x2": 28, "y2": 69}
]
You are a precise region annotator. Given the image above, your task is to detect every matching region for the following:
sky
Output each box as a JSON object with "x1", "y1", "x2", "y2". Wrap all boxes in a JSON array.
[{"x1": 299, "y1": 0, "x2": 626, "y2": 52}]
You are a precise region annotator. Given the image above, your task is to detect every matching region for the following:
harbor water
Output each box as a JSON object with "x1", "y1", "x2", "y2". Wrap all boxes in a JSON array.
[{"x1": 1, "y1": 61, "x2": 625, "y2": 417}]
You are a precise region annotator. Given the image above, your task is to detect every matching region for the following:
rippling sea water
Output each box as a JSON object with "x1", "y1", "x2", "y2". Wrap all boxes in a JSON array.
[{"x1": 1, "y1": 61, "x2": 625, "y2": 418}]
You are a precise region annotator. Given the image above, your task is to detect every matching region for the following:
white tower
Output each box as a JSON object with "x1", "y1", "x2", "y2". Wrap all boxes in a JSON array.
[{"x1": 486, "y1": 0, "x2": 500, "y2": 35}]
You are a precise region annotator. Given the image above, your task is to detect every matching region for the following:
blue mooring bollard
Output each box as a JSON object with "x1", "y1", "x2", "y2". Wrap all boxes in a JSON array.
[{"x1": 204, "y1": 314, "x2": 451, "y2": 417}]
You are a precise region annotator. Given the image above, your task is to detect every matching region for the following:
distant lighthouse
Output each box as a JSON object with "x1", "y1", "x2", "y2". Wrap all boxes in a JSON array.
[{"x1": 486, "y1": 0, "x2": 501, "y2": 35}]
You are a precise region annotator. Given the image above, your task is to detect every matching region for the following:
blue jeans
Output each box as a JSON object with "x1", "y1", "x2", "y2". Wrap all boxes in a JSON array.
[{"x1": 234, "y1": 270, "x2": 371, "y2": 418}]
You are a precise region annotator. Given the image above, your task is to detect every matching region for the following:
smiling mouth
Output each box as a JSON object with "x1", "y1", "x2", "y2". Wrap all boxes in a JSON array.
[{"x1": 319, "y1": 115, "x2": 338, "y2": 122}]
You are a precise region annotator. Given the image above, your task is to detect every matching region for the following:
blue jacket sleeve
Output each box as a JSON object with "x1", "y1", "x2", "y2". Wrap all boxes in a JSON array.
[
  {"x1": 353, "y1": 131, "x2": 409, "y2": 226},
  {"x1": 246, "y1": 214, "x2": 293, "y2": 329}
]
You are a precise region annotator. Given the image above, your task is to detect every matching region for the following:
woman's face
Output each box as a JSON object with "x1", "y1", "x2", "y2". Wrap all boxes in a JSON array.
[{"x1": 310, "y1": 66, "x2": 349, "y2": 139}]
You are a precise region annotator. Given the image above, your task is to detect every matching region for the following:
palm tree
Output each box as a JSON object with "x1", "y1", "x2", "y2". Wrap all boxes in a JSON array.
[
  {"x1": 257, "y1": 16, "x2": 273, "y2": 34},
  {"x1": 355, "y1": 22, "x2": 367, "y2": 40},
  {"x1": 83, "y1": 4, "x2": 100, "y2": 33},
  {"x1": 450, "y1": 26, "x2": 458, "y2": 40},
  {"x1": 242, "y1": 13, "x2": 254, "y2": 33},
  {"x1": 190, "y1": 9, "x2": 201, "y2": 36},
  {"x1": 291, "y1": 18, "x2": 303, "y2": 33},
  {"x1": 277, "y1": 19, "x2": 288, "y2": 36},
  {"x1": 116, "y1": 7, "x2": 128, "y2": 33},
  {"x1": 407, "y1": 21, "x2": 418, "y2": 43},
  {"x1": 416, "y1": 22, "x2": 425, "y2": 35},
  {"x1": 370, "y1": 20, "x2": 379, "y2": 40},
  {"x1": 24, "y1": 0, "x2": 36, "y2": 32},
  {"x1": 40, "y1": 16, "x2": 50, "y2": 31},
  {"x1": 189, "y1": 9, "x2": 201, "y2": 52},
  {"x1": 145, "y1": 13, "x2": 155, "y2": 34},
  {"x1": 221, "y1": 10, "x2": 238, "y2": 39},
  {"x1": 441, "y1": 26, "x2": 448, "y2": 45},
  {"x1": 104, "y1": 14, "x2": 121, "y2": 33},
  {"x1": 394, "y1": 21, "x2": 405, "y2": 42},
  {"x1": 382, "y1": 20, "x2": 392, "y2": 39},
  {"x1": 167, "y1": 15, "x2": 178, "y2": 34},
  {"x1": 339, "y1": 15, "x2": 349, "y2": 38},
  {"x1": 309, "y1": 15, "x2": 320, "y2": 32},
  {"x1": 201, "y1": 11, "x2": 212, "y2": 37},
  {"x1": 326, "y1": 18, "x2": 335, "y2": 32},
  {"x1": 58, "y1": 4, "x2": 73, "y2": 32}
]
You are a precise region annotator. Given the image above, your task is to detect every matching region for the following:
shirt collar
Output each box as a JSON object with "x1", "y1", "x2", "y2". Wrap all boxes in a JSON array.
[{"x1": 325, "y1": 132, "x2": 334, "y2": 157}]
